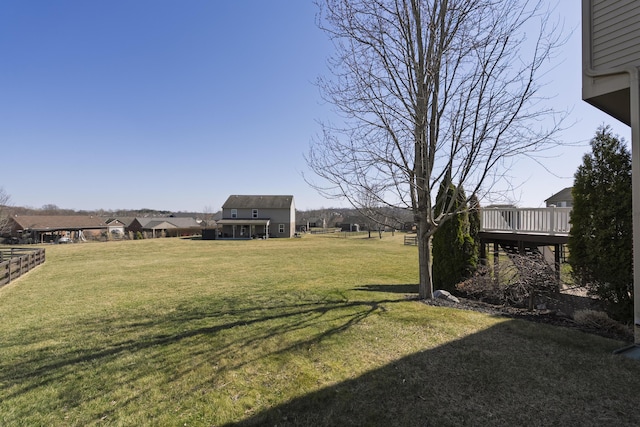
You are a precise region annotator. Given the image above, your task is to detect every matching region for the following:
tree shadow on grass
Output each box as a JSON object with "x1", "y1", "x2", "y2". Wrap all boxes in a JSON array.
[
  {"x1": 354, "y1": 284, "x2": 419, "y2": 294},
  {"x1": 5, "y1": 290, "x2": 639, "y2": 426},
  {"x1": 225, "y1": 320, "x2": 640, "y2": 427},
  {"x1": 0, "y1": 295, "x2": 405, "y2": 404}
]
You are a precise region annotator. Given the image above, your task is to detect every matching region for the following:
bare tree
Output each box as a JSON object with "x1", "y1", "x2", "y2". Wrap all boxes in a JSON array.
[
  {"x1": 354, "y1": 186, "x2": 397, "y2": 237},
  {"x1": 0, "y1": 187, "x2": 11, "y2": 236},
  {"x1": 202, "y1": 205, "x2": 217, "y2": 228},
  {"x1": 307, "y1": 0, "x2": 565, "y2": 298}
]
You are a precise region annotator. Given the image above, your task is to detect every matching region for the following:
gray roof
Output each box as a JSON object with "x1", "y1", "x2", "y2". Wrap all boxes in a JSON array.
[
  {"x1": 545, "y1": 187, "x2": 573, "y2": 203},
  {"x1": 145, "y1": 220, "x2": 177, "y2": 230},
  {"x1": 10, "y1": 215, "x2": 107, "y2": 231},
  {"x1": 135, "y1": 217, "x2": 202, "y2": 228},
  {"x1": 106, "y1": 217, "x2": 137, "y2": 227},
  {"x1": 222, "y1": 195, "x2": 294, "y2": 210}
]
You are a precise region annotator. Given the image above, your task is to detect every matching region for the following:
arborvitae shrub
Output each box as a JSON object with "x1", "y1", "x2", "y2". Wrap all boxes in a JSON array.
[{"x1": 432, "y1": 184, "x2": 478, "y2": 292}]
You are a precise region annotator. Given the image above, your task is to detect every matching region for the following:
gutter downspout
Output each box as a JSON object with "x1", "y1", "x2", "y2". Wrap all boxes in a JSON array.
[{"x1": 626, "y1": 66, "x2": 640, "y2": 351}]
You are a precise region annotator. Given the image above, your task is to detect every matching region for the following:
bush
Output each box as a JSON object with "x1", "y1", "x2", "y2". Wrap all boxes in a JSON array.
[
  {"x1": 456, "y1": 253, "x2": 558, "y2": 310},
  {"x1": 432, "y1": 184, "x2": 478, "y2": 292},
  {"x1": 456, "y1": 266, "x2": 503, "y2": 304},
  {"x1": 568, "y1": 126, "x2": 633, "y2": 322},
  {"x1": 573, "y1": 309, "x2": 631, "y2": 337}
]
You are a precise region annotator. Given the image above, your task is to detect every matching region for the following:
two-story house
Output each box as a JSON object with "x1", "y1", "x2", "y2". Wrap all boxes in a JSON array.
[
  {"x1": 545, "y1": 187, "x2": 573, "y2": 208},
  {"x1": 216, "y1": 195, "x2": 296, "y2": 239}
]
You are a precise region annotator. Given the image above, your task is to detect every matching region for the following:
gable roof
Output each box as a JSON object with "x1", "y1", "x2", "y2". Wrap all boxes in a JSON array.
[
  {"x1": 545, "y1": 187, "x2": 573, "y2": 204},
  {"x1": 222, "y1": 195, "x2": 294, "y2": 210},
  {"x1": 105, "y1": 217, "x2": 137, "y2": 227},
  {"x1": 144, "y1": 220, "x2": 177, "y2": 230},
  {"x1": 133, "y1": 217, "x2": 201, "y2": 229},
  {"x1": 10, "y1": 215, "x2": 107, "y2": 230}
]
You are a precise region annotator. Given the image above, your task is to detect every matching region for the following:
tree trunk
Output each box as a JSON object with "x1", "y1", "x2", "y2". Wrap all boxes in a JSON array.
[{"x1": 418, "y1": 220, "x2": 433, "y2": 299}]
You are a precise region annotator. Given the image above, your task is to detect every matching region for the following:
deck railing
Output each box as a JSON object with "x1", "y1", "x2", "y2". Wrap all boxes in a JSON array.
[{"x1": 480, "y1": 207, "x2": 571, "y2": 236}]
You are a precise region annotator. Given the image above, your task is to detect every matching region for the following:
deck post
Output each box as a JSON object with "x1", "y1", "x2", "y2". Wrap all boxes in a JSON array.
[
  {"x1": 554, "y1": 243, "x2": 561, "y2": 286},
  {"x1": 493, "y1": 242, "x2": 500, "y2": 283}
]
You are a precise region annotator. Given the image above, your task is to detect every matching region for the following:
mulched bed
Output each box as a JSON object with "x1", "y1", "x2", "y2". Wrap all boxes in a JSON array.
[{"x1": 422, "y1": 295, "x2": 634, "y2": 343}]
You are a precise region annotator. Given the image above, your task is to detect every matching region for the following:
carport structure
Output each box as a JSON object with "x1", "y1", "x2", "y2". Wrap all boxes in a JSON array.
[{"x1": 6, "y1": 215, "x2": 108, "y2": 243}]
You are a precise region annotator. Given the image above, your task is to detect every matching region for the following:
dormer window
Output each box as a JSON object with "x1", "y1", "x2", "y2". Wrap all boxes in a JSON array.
[
  {"x1": 252, "y1": 209, "x2": 259, "y2": 218},
  {"x1": 231, "y1": 209, "x2": 237, "y2": 218}
]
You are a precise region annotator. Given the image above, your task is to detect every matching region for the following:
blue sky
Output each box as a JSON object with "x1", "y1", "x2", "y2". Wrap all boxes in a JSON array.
[{"x1": 0, "y1": 0, "x2": 632, "y2": 212}]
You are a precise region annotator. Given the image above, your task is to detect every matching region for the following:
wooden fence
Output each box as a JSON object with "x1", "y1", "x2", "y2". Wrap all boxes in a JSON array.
[
  {"x1": 404, "y1": 234, "x2": 418, "y2": 246},
  {"x1": 0, "y1": 248, "x2": 46, "y2": 288}
]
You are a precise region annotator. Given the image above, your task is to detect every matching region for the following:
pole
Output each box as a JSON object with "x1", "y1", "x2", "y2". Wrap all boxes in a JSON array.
[{"x1": 630, "y1": 69, "x2": 640, "y2": 345}]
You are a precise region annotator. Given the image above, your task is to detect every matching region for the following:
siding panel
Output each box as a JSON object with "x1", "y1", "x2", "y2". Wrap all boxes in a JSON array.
[{"x1": 591, "y1": 0, "x2": 640, "y2": 69}]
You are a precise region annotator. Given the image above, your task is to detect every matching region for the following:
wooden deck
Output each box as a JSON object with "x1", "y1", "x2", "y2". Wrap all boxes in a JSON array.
[
  {"x1": 477, "y1": 207, "x2": 572, "y2": 275},
  {"x1": 481, "y1": 206, "x2": 571, "y2": 236},
  {"x1": 480, "y1": 206, "x2": 570, "y2": 245}
]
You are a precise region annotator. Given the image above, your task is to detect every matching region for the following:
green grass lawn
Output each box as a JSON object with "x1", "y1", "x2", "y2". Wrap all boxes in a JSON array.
[{"x1": 1, "y1": 235, "x2": 639, "y2": 426}]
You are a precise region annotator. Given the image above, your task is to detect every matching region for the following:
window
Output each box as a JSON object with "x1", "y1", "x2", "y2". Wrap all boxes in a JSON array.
[
  {"x1": 252, "y1": 209, "x2": 258, "y2": 218},
  {"x1": 278, "y1": 224, "x2": 285, "y2": 233},
  {"x1": 231, "y1": 209, "x2": 237, "y2": 218}
]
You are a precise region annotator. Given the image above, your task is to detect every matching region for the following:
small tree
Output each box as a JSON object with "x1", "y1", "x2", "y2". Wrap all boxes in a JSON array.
[
  {"x1": 568, "y1": 126, "x2": 633, "y2": 322},
  {"x1": 432, "y1": 184, "x2": 477, "y2": 292}
]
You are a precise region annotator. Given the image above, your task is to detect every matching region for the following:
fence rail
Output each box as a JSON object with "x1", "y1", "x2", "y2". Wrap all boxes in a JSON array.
[
  {"x1": 0, "y1": 248, "x2": 46, "y2": 288},
  {"x1": 481, "y1": 207, "x2": 571, "y2": 236},
  {"x1": 404, "y1": 234, "x2": 418, "y2": 246}
]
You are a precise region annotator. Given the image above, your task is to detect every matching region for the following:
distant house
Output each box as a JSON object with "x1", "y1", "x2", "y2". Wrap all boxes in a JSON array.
[
  {"x1": 104, "y1": 218, "x2": 126, "y2": 239},
  {"x1": 217, "y1": 195, "x2": 296, "y2": 239},
  {"x1": 338, "y1": 216, "x2": 363, "y2": 232},
  {"x1": 545, "y1": 187, "x2": 573, "y2": 208},
  {"x1": 296, "y1": 217, "x2": 326, "y2": 231},
  {"x1": 125, "y1": 217, "x2": 203, "y2": 238},
  {"x1": 5, "y1": 215, "x2": 108, "y2": 243},
  {"x1": 296, "y1": 211, "x2": 345, "y2": 232}
]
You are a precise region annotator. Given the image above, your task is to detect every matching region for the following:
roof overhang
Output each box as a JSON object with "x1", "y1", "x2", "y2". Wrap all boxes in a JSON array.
[
  {"x1": 216, "y1": 219, "x2": 271, "y2": 225},
  {"x1": 21, "y1": 226, "x2": 107, "y2": 232},
  {"x1": 581, "y1": 0, "x2": 640, "y2": 126}
]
